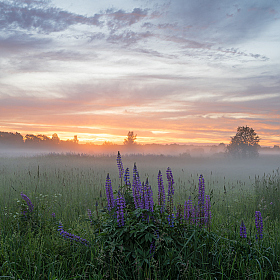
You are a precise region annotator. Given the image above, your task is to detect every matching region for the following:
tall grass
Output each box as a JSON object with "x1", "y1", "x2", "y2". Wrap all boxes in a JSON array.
[{"x1": 0, "y1": 153, "x2": 279, "y2": 279}]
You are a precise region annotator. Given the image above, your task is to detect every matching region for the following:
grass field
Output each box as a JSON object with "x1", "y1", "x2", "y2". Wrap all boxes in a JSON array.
[{"x1": 0, "y1": 152, "x2": 280, "y2": 279}]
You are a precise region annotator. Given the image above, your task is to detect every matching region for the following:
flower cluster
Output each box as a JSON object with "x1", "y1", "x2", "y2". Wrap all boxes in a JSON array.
[
  {"x1": 198, "y1": 174, "x2": 205, "y2": 226},
  {"x1": 240, "y1": 220, "x2": 247, "y2": 238},
  {"x1": 166, "y1": 167, "x2": 174, "y2": 216},
  {"x1": 157, "y1": 170, "x2": 165, "y2": 213},
  {"x1": 116, "y1": 151, "x2": 124, "y2": 179},
  {"x1": 58, "y1": 223, "x2": 89, "y2": 245},
  {"x1": 105, "y1": 173, "x2": 115, "y2": 212},
  {"x1": 124, "y1": 167, "x2": 131, "y2": 188},
  {"x1": 132, "y1": 163, "x2": 141, "y2": 209},
  {"x1": 116, "y1": 192, "x2": 126, "y2": 227},
  {"x1": 255, "y1": 211, "x2": 263, "y2": 240},
  {"x1": 20, "y1": 192, "x2": 34, "y2": 212}
]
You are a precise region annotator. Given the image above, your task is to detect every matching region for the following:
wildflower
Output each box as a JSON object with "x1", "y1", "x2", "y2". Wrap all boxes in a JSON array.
[
  {"x1": 52, "y1": 212, "x2": 55, "y2": 218},
  {"x1": 198, "y1": 174, "x2": 205, "y2": 212},
  {"x1": 58, "y1": 222, "x2": 89, "y2": 245},
  {"x1": 116, "y1": 192, "x2": 126, "y2": 227},
  {"x1": 20, "y1": 193, "x2": 34, "y2": 212},
  {"x1": 166, "y1": 167, "x2": 174, "y2": 216},
  {"x1": 116, "y1": 151, "x2": 124, "y2": 179},
  {"x1": 157, "y1": 170, "x2": 165, "y2": 213},
  {"x1": 105, "y1": 173, "x2": 115, "y2": 212},
  {"x1": 255, "y1": 211, "x2": 263, "y2": 240},
  {"x1": 124, "y1": 168, "x2": 131, "y2": 188},
  {"x1": 240, "y1": 220, "x2": 247, "y2": 238},
  {"x1": 167, "y1": 214, "x2": 175, "y2": 227},
  {"x1": 132, "y1": 163, "x2": 141, "y2": 209},
  {"x1": 145, "y1": 178, "x2": 154, "y2": 212}
]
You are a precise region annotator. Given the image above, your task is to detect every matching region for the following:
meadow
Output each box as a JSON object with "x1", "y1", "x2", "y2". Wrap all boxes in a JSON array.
[{"x1": 0, "y1": 152, "x2": 280, "y2": 279}]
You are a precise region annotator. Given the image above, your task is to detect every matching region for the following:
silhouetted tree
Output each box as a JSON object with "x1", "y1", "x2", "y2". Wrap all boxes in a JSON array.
[
  {"x1": 123, "y1": 131, "x2": 137, "y2": 145},
  {"x1": 51, "y1": 133, "x2": 60, "y2": 144},
  {"x1": 226, "y1": 126, "x2": 260, "y2": 158},
  {"x1": 0, "y1": 131, "x2": 23, "y2": 145},
  {"x1": 25, "y1": 134, "x2": 41, "y2": 143}
]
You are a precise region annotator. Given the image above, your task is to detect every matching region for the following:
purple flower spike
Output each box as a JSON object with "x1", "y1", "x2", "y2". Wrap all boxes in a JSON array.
[
  {"x1": 146, "y1": 178, "x2": 154, "y2": 212},
  {"x1": 116, "y1": 151, "x2": 124, "y2": 179},
  {"x1": 20, "y1": 193, "x2": 34, "y2": 212},
  {"x1": 157, "y1": 170, "x2": 165, "y2": 213},
  {"x1": 198, "y1": 175, "x2": 205, "y2": 212},
  {"x1": 240, "y1": 220, "x2": 247, "y2": 238},
  {"x1": 52, "y1": 212, "x2": 55, "y2": 218},
  {"x1": 124, "y1": 168, "x2": 131, "y2": 188},
  {"x1": 255, "y1": 211, "x2": 263, "y2": 240},
  {"x1": 105, "y1": 173, "x2": 115, "y2": 212},
  {"x1": 116, "y1": 193, "x2": 126, "y2": 227},
  {"x1": 58, "y1": 222, "x2": 89, "y2": 245},
  {"x1": 166, "y1": 167, "x2": 174, "y2": 216}
]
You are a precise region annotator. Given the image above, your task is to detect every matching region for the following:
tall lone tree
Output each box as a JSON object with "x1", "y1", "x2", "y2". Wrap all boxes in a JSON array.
[
  {"x1": 123, "y1": 131, "x2": 137, "y2": 145},
  {"x1": 226, "y1": 126, "x2": 260, "y2": 158}
]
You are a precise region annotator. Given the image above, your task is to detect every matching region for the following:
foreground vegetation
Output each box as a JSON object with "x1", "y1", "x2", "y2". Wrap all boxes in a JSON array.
[{"x1": 0, "y1": 153, "x2": 280, "y2": 279}]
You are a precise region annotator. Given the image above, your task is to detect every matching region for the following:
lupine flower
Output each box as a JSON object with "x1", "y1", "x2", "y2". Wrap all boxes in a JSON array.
[
  {"x1": 167, "y1": 214, "x2": 175, "y2": 227},
  {"x1": 198, "y1": 175, "x2": 205, "y2": 211},
  {"x1": 132, "y1": 163, "x2": 141, "y2": 209},
  {"x1": 105, "y1": 173, "x2": 115, "y2": 212},
  {"x1": 124, "y1": 168, "x2": 131, "y2": 188},
  {"x1": 166, "y1": 167, "x2": 174, "y2": 216},
  {"x1": 255, "y1": 211, "x2": 263, "y2": 240},
  {"x1": 58, "y1": 222, "x2": 89, "y2": 245},
  {"x1": 204, "y1": 195, "x2": 211, "y2": 227},
  {"x1": 157, "y1": 170, "x2": 165, "y2": 213},
  {"x1": 20, "y1": 193, "x2": 34, "y2": 212},
  {"x1": 52, "y1": 212, "x2": 55, "y2": 218},
  {"x1": 166, "y1": 167, "x2": 174, "y2": 195},
  {"x1": 240, "y1": 220, "x2": 247, "y2": 238},
  {"x1": 145, "y1": 178, "x2": 154, "y2": 212},
  {"x1": 116, "y1": 192, "x2": 126, "y2": 227},
  {"x1": 116, "y1": 151, "x2": 124, "y2": 179},
  {"x1": 198, "y1": 175, "x2": 205, "y2": 226}
]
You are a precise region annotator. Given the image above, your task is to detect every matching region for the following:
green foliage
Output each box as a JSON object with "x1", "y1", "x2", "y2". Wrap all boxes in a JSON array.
[{"x1": 0, "y1": 154, "x2": 280, "y2": 279}]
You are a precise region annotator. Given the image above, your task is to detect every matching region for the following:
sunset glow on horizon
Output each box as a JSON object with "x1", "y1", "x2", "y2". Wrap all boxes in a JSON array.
[{"x1": 1, "y1": 0, "x2": 279, "y2": 147}]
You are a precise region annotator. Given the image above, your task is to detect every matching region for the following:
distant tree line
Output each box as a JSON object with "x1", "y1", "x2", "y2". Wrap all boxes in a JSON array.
[{"x1": 0, "y1": 131, "x2": 78, "y2": 147}]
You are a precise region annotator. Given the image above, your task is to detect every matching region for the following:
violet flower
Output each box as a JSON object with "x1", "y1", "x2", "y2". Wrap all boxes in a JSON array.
[
  {"x1": 105, "y1": 173, "x2": 115, "y2": 212},
  {"x1": 116, "y1": 151, "x2": 124, "y2": 179},
  {"x1": 255, "y1": 211, "x2": 263, "y2": 240},
  {"x1": 166, "y1": 167, "x2": 174, "y2": 216},
  {"x1": 240, "y1": 220, "x2": 247, "y2": 238},
  {"x1": 20, "y1": 192, "x2": 34, "y2": 212},
  {"x1": 124, "y1": 167, "x2": 131, "y2": 188},
  {"x1": 58, "y1": 222, "x2": 89, "y2": 245},
  {"x1": 116, "y1": 192, "x2": 126, "y2": 227},
  {"x1": 157, "y1": 170, "x2": 165, "y2": 213},
  {"x1": 145, "y1": 178, "x2": 154, "y2": 212},
  {"x1": 132, "y1": 163, "x2": 141, "y2": 209}
]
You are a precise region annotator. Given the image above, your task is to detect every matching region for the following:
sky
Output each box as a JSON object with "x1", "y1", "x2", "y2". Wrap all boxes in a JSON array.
[{"x1": 0, "y1": 0, "x2": 280, "y2": 146}]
